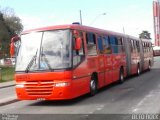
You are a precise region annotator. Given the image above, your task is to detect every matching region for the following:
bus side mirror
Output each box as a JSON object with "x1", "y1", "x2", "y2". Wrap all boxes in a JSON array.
[
  {"x1": 10, "y1": 36, "x2": 20, "y2": 58},
  {"x1": 75, "y1": 37, "x2": 82, "y2": 50},
  {"x1": 10, "y1": 42, "x2": 15, "y2": 58}
]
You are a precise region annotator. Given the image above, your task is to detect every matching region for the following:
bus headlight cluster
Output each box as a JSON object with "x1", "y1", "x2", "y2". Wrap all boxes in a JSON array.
[
  {"x1": 54, "y1": 82, "x2": 70, "y2": 87},
  {"x1": 16, "y1": 84, "x2": 25, "y2": 88}
]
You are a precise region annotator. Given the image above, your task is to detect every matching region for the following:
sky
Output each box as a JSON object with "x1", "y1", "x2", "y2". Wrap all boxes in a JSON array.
[{"x1": 0, "y1": 0, "x2": 154, "y2": 41}]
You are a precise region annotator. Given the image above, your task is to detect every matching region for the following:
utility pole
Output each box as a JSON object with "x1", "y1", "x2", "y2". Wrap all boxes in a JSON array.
[
  {"x1": 80, "y1": 10, "x2": 82, "y2": 25},
  {"x1": 122, "y1": 27, "x2": 126, "y2": 35}
]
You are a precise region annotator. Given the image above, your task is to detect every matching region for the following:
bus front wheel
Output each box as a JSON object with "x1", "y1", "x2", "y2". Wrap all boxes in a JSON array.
[{"x1": 90, "y1": 76, "x2": 97, "y2": 96}]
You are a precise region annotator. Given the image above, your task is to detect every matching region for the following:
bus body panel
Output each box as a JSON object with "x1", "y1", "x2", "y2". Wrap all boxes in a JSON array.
[
  {"x1": 104, "y1": 54, "x2": 113, "y2": 85},
  {"x1": 16, "y1": 71, "x2": 74, "y2": 100},
  {"x1": 72, "y1": 59, "x2": 94, "y2": 98}
]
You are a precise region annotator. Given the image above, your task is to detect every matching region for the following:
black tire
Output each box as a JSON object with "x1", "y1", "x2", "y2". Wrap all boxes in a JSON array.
[
  {"x1": 119, "y1": 69, "x2": 124, "y2": 84},
  {"x1": 148, "y1": 61, "x2": 151, "y2": 71},
  {"x1": 137, "y1": 64, "x2": 140, "y2": 76},
  {"x1": 90, "y1": 76, "x2": 97, "y2": 96}
]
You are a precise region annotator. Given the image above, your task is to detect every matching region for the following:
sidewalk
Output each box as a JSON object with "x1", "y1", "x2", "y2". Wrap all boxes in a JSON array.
[
  {"x1": 0, "y1": 80, "x2": 15, "y2": 89},
  {"x1": 0, "y1": 81, "x2": 18, "y2": 106}
]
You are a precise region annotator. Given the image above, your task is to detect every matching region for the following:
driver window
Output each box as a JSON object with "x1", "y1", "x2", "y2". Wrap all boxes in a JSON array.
[{"x1": 73, "y1": 31, "x2": 85, "y2": 67}]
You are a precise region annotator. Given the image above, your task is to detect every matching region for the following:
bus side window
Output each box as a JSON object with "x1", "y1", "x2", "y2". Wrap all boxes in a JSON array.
[
  {"x1": 104, "y1": 36, "x2": 111, "y2": 54},
  {"x1": 149, "y1": 43, "x2": 152, "y2": 52},
  {"x1": 130, "y1": 40, "x2": 134, "y2": 53},
  {"x1": 133, "y1": 40, "x2": 137, "y2": 52},
  {"x1": 148, "y1": 43, "x2": 150, "y2": 52},
  {"x1": 148, "y1": 43, "x2": 149, "y2": 52},
  {"x1": 86, "y1": 32, "x2": 97, "y2": 55},
  {"x1": 143, "y1": 42, "x2": 145, "y2": 53},
  {"x1": 97, "y1": 36, "x2": 103, "y2": 54},
  {"x1": 137, "y1": 41, "x2": 140, "y2": 52},
  {"x1": 73, "y1": 31, "x2": 85, "y2": 67},
  {"x1": 110, "y1": 36, "x2": 118, "y2": 53},
  {"x1": 146, "y1": 43, "x2": 148, "y2": 52},
  {"x1": 117, "y1": 37, "x2": 123, "y2": 53},
  {"x1": 78, "y1": 33, "x2": 85, "y2": 56}
]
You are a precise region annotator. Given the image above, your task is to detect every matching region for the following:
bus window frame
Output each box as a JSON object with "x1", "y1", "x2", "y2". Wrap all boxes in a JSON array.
[
  {"x1": 103, "y1": 35, "x2": 112, "y2": 54},
  {"x1": 72, "y1": 30, "x2": 85, "y2": 68},
  {"x1": 86, "y1": 32, "x2": 97, "y2": 56}
]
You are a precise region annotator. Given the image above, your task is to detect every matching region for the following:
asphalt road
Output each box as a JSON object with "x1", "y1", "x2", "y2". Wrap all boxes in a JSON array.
[
  {"x1": 0, "y1": 57, "x2": 160, "y2": 120},
  {"x1": 0, "y1": 86, "x2": 16, "y2": 99}
]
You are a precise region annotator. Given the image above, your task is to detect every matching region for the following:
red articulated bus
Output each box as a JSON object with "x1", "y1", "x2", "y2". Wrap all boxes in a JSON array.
[{"x1": 11, "y1": 24, "x2": 154, "y2": 100}]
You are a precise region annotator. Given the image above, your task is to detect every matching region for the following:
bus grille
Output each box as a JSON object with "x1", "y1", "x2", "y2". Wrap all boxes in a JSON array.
[{"x1": 25, "y1": 80, "x2": 54, "y2": 96}]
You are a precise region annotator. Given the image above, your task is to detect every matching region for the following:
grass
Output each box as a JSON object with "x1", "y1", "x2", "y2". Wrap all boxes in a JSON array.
[{"x1": 0, "y1": 66, "x2": 15, "y2": 83}]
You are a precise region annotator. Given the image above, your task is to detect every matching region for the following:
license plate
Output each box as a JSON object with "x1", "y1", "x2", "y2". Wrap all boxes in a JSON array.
[{"x1": 37, "y1": 98, "x2": 45, "y2": 100}]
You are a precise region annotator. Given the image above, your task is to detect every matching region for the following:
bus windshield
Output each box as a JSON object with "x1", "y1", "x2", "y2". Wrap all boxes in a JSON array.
[{"x1": 16, "y1": 29, "x2": 72, "y2": 72}]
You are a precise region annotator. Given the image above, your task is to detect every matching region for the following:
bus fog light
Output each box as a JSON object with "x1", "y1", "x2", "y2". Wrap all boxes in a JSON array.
[
  {"x1": 16, "y1": 84, "x2": 24, "y2": 88},
  {"x1": 54, "y1": 82, "x2": 70, "y2": 87}
]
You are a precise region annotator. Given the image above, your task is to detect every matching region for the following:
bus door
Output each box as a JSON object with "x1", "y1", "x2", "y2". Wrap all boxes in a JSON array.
[
  {"x1": 97, "y1": 36, "x2": 112, "y2": 86},
  {"x1": 72, "y1": 31, "x2": 90, "y2": 95},
  {"x1": 97, "y1": 36, "x2": 105, "y2": 87},
  {"x1": 103, "y1": 36, "x2": 113, "y2": 84}
]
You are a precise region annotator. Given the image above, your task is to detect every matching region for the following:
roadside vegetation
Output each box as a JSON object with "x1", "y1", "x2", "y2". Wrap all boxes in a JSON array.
[
  {"x1": 0, "y1": 66, "x2": 15, "y2": 82},
  {"x1": 0, "y1": 7, "x2": 22, "y2": 83}
]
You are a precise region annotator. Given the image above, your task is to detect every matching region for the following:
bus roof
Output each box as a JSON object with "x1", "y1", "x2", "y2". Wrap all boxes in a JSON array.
[
  {"x1": 22, "y1": 24, "x2": 123, "y2": 36},
  {"x1": 22, "y1": 24, "x2": 140, "y2": 40}
]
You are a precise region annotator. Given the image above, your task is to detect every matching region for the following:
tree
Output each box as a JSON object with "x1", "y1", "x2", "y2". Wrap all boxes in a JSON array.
[
  {"x1": 0, "y1": 7, "x2": 23, "y2": 58},
  {"x1": 2, "y1": 7, "x2": 23, "y2": 35},
  {"x1": 0, "y1": 11, "x2": 10, "y2": 58},
  {"x1": 139, "y1": 31, "x2": 151, "y2": 40}
]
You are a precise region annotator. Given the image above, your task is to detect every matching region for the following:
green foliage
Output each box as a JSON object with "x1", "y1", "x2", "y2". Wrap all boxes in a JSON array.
[
  {"x1": 0, "y1": 66, "x2": 15, "y2": 82},
  {"x1": 139, "y1": 31, "x2": 151, "y2": 39}
]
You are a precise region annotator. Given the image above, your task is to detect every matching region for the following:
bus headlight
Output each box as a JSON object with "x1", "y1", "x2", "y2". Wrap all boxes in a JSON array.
[
  {"x1": 54, "y1": 82, "x2": 70, "y2": 87},
  {"x1": 16, "y1": 84, "x2": 25, "y2": 88}
]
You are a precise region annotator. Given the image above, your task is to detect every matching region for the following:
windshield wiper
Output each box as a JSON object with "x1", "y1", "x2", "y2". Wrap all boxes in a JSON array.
[{"x1": 25, "y1": 49, "x2": 38, "y2": 72}]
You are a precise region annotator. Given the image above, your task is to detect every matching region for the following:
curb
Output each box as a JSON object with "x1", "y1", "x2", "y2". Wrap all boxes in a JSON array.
[
  {"x1": 0, "y1": 84, "x2": 15, "y2": 89},
  {"x1": 0, "y1": 97, "x2": 19, "y2": 106}
]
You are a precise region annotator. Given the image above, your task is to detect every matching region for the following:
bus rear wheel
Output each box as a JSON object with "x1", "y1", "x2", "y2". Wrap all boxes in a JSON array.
[
  {"x1": 90, "y1": 76, "x2": 97, "y2": 96},
  {"x1": 148, "y1": 61, "x2": 151, "y2": 71},
  {"x1": 119, "y1": 68, "x2": 124, "y2": 84},
  {"x1": 137, "y1": 64, "x2": 140, "y2": 76}
]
